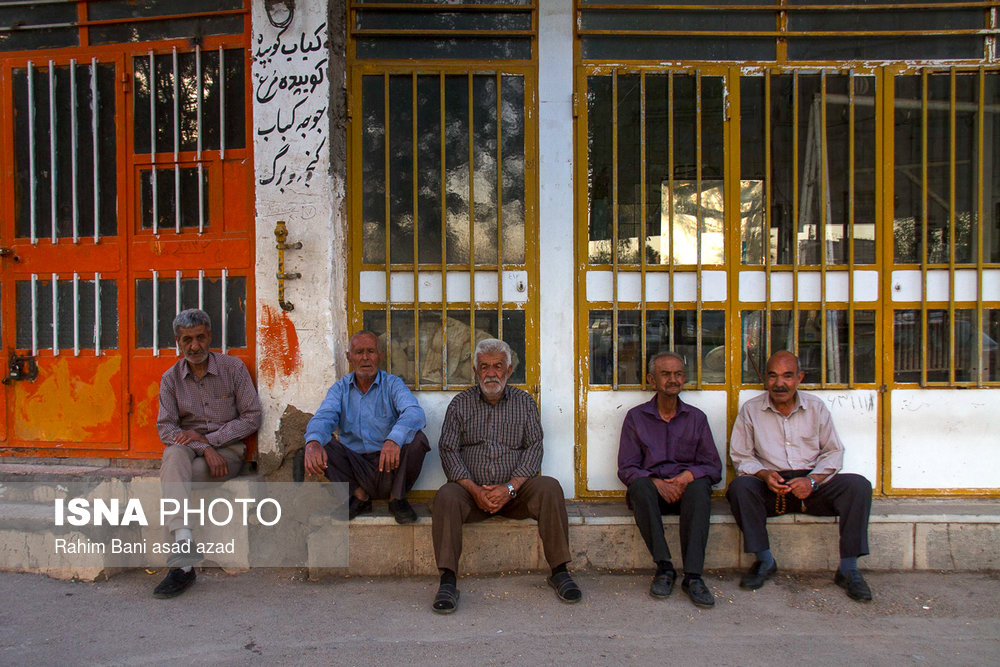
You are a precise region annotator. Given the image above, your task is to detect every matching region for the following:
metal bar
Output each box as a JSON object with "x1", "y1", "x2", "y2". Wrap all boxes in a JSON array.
[
  {"x1": 819, "y1": 71, "x2": 828, "y2": 386},
  {"x1": 49, "y1": 62, "x2": 57, "y2": 244},
  {"x1": 384, "y1": 72, "x2": 392, "y2": 374},
  {"x1": 639, "y1": 71, "x2": 647, "y2": 390},
  {"x1": 94, "y1": 272, "x2": 101, "y2": 355},
  {"x1": 578, "y1": 2, "x2": 996, "y2": 11},
  {"x1": 173, "y1": 47, "x2": 181, "y2": 234},
  {"x1": 611, "y1": 70, "x2": 619, "y2": 389},
  {"x1": 695, "y1": 71, "x2": 703, "y2": 389},
  {"x1": 198, "y1": 269, "x2": 204, "y2": 310},
  {"x1": 222, "y1": 269, "x2": 229, "y2": 354},
  {"x1": 764, "y1": 71, "x2": 773, "y2": 369},
  {"x1": 152, "y1": 270, "x2": 160, "y2": 357},
  {"x1": 150, "y1": 51, "x2": 158, "y2": 235},
  {"x1": 175, "y1": 270, "x2": 182, "y2": 355},
  {"x1": 219, "y1": 46, "x2": 226, "y2": 160},
  {"x1": 91, "y1": 57, "x2": 100, "y2": 244},
  {"x1": 468, "y1": 71, "x2": 476, "y2": 380},
  {"x1": 71, "y1": 58, "x2": 79, "y2": 244},
  {"x1": 51, "y1": 273, "x2": 59, "y2": 355},
  {"x1": 976, "y1": 67, "x2": 986, "y2": 387},
  {"x1": 31, "y1": 274, "x2": 38, "y2": 356},
  {"x1": 792, "y1": 71, "x2": 800, "y2": 356},
  {"x1": 73, "y1": 273, "x2": 79, "y2": 356},
  {"x1": 496, "y1": 72, "x2": 504, "y2": 346},
  {"x1": 197, "y1": 44, "x2": 204, "y2": 234},
  {"x1": 920, "y1": 70, "x2": 929, "y2": 386},
  {"x1": 668, "y1": 72, "x2": 675, "y2": 350},
  {"x1": 848, "y1": 71, "x2": 856, "y2": 387},
  {"x1": 575, "y1": 28, "x2": 1000, "y2": 38},
  {"x1": 948, "y1": 67, "x2": 957, "y2": 384},
  {"x1": 29, "y1": 61, "x2": 37, "y2": 245},
  {"x1": 440, "y1": 72, "x2": 449, "y2": 389},
  {"x1": 351, "y1": 2, "x2": 538, "y2": 11},
  {"x1": 411, "y1": 72, "x2": 421, "y2": 390}
]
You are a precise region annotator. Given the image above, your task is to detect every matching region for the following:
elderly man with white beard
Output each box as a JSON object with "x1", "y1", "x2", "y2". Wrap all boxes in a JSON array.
[{"x1": 429, "y1": 338, "x2": 580, "y2": 614}]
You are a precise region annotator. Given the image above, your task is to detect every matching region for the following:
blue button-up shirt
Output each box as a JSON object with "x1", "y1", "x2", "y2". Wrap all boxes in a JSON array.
[
  {"x1": 617, "y1": 396, "x2": 722, "y2": 487},
  {"x1": 304, "y1": 370, "x2": 426, "y2": 455}
]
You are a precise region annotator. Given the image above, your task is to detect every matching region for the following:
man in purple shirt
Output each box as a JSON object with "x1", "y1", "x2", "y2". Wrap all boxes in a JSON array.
[{"x1": 618, "y1": 351, "x2": 722, "y2": 608}]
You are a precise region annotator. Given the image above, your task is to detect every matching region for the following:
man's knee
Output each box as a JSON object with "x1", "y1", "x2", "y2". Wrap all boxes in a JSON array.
[
  {"x1": 406, "y1": 430, "x2": 430, "y2": 453},
  {"x1": 627, "y1": 476, "x2": 658, "y2": 505},
  {"x1": 431, "y1": 482, "x2": 467, "y2": 516},
  {"x1": 684, "y1": 476, "x2": 713, "y2": 502},
  {"x1": 530, "y1": 476, "x2": 565, "y2": 501},
  {"x1": 726, "y1": 474, "x2": 761, "y2": 503},
  {"x1": 837, "y1": 473, "x2": 873, "y2": 501}
]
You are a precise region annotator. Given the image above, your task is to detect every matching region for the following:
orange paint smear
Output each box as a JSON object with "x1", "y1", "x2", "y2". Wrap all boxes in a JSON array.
[
  {"x1": 259, "y1": 303, "x2": 302, "y2": 385},
  {"x1": 14, "y1": 356, "x2": 122, "y2": 443}
]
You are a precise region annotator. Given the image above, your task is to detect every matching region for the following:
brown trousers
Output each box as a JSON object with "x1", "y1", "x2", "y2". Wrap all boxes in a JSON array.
[
  {"x1": 160, "y1": 442, "x2": 246, "y2": 534},
  {"x1": 431, "y1": 475, "x2": 572, "y2": 574}
]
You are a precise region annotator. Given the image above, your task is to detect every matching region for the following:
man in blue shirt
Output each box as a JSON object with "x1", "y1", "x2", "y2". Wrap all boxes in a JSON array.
[
  {"x1": 617, "y1": 351, "x2": 722, "y2": 608},
  {"x1": 303, "y1": 331, "x2": 428, "y2": 523}
]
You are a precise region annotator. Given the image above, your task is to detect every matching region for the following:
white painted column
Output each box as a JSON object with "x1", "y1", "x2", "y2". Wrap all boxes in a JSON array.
[
  {"x1": 538, "y1": 0, "x2": 577, "y2": 495},
  {"x1": 252, "y1": 0, "x2": 348, "y2": 462}
]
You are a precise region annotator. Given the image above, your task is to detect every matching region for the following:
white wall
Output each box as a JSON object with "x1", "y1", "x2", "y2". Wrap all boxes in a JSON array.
[
  {"x1": 891, "y1": 389, "x2": 1000, "y2": 489},
  {"x1": 252, "y1": 0, "x2": 348, "y2": 461}
]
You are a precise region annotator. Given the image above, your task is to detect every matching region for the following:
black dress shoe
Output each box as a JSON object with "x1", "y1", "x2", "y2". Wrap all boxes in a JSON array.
[
  {"x1": 835, "y1": 569, "x2": 873, "y2": 602},
  {"x1": 649, "y1": 569, "x2": 676, "y2": 599},
  {"x1": 153, "y1": 568, "x2": 196, "y2": 599},
  {"x1": 740, "y1": 560, "x2": 778, "y2": 590},
  {"x1": 388, "y1": 498, "x2": 418, "y2": 524},
  {"x1": 348, "y1": 496, "x2": 372, "y2": 519},
  {"x1": 682, "y1": 577, "x2": 715, "y2": 608}
]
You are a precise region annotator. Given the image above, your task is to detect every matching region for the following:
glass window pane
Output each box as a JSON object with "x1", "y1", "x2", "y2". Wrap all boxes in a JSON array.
[
  {"x1": 617, "y1": 310, "x2": 642, "y2": 385},
  {"x1": 502, "y1": 310, "x2": 526, "y2": 385},
  {"x1": 139, "y1": 167, "x2": 210, "y2": 229},
  {"x1": 589, "y1": 310, "x2": 613, "y2": 384},
  {"x1": 134, "y1": 276, "x2": 245, "y2": 350},
  {"x1": 853, "y1": 75, "x2": 878, "y2": 264},
  {"x1": 388, "y1": 75, "x2": 414, "y2": 265},
  {"x1": 854, "y1": 309, "x2": 876, "y2": 383},
  {"x1": 616, "y1": 74, "x2": 641, "y2": 265},
  {"x1": 587, "y1": 76, "x2": 613, "y2": 264},
  {"x1": 445, "y1": 75, "x2": 471, "y2": 263},
  {"x1": 894, "y1": 309, "x2": 953, "y2": 383},
  {"x1": 472, "y1": 75, "x2": 499, "y2": 265},
  {"x1": 416, "y1": 75, "x2": 442, "y2": 265},
  {"x1": 356, "y1": 38, "x2": 532, "y2": 61},
  {"x1": 361, "y1": 75, "x2": 386, "y2": 264},
  {"x1": 500, "y1": 75, "x2": 525, "y2": 264},
  {"x1": 986, "y1": 310, "x2": 1000, "y2": 381}
]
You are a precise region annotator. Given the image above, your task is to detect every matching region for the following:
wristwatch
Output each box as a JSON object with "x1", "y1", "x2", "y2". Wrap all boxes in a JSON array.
[
  {"x1": 808, "y1": 476, "x2": 818, "y2": 492},
  {"x1": 506, "y1": 482, "x2": 517, "y2": 498}
]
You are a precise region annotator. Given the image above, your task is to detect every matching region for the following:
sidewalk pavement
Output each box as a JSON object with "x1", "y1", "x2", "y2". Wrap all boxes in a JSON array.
[{"x1": 0, "y1": 569, "x2": 997, "y2": 665}]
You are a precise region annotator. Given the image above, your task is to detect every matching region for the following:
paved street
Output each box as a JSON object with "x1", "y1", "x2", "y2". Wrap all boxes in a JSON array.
[{"x1": 1, "y1": 569, "x2": 998, "y2": 665}]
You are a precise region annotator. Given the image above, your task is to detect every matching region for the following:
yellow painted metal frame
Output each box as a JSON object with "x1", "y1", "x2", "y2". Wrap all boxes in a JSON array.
[
  {"x1": 345, "y1": 3, "x2": 541, "y2": 397},
  {"x1": 574, "y1": 55, "x2": 1000, "y2": 499}
]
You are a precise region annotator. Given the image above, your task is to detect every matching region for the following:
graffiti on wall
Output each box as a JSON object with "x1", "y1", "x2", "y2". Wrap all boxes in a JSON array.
[{"x1": 253, "y1": 5, "x2": 329, "y2": 194}]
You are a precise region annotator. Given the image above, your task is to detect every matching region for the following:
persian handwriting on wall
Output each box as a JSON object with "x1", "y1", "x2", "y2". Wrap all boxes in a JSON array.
[{"x1": 253, "y1": 13, "x2": 329, "y2": 194}]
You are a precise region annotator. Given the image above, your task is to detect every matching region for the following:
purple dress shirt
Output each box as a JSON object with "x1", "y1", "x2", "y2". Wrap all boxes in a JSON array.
[{"x1": 617, "y1": 396, "x2": 722, "y2": 487}]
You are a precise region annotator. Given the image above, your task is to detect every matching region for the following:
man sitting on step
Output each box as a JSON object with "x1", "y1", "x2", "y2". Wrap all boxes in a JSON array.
[{"x1": 155, "y1": 308, "x2": 262, "y2": 598}]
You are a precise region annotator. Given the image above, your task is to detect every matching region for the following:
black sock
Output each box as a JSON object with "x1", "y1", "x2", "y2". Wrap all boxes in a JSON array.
[
  {"x1": 439, "y1": 569, "x2": 456, "y2": 587},
  {"x1": 683, "y1": 573, "x2": 701, "y2": 585},
  {"x1": 656, "y1": 560, "x2": 674, "y2": 575},
  {"x1": 551, "y1": 563, "x2": 568, "y2": 577}
]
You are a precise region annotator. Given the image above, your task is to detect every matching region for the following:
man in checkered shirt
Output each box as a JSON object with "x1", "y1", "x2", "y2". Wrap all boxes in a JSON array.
[
  {"x1": 154, "y1": 308, "x2": 262, "y2": 599},
  {"x1": 429, "y1": 338, "x2": 581, "y2": 614}
]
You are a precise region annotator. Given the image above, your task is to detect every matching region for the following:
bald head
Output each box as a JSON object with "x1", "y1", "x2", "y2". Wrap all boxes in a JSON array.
[{"x1": 765, "y1": 350, "x2": 800, "y2": 375}]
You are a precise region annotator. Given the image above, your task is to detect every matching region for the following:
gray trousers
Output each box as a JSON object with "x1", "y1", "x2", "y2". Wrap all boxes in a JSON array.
[{"x1": 160, "y1": 442, "x2": 245, "y2": 534}]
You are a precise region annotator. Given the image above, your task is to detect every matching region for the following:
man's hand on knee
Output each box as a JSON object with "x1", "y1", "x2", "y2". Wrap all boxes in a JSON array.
[
  {"x1": 303, "y1": 441, "x2": 328, "y2": 476},
  {"x1": 173, "y1": 429, "x2": 209, "y2": 446},
  {"x1": 379, "y1": 440, "x2": 400, "y2": 472},
  {"x1": 203, "y1": 446, "x2": 229, "y2": 477}
]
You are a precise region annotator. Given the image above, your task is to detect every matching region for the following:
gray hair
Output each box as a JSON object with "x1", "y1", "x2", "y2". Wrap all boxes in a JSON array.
[
  {"x1": 647, "y1": 351, "x2": 686, "y2": 375},
  {"x1": 349, "y1": 330, "x2": 381, "y2": 351},
  {"x1": 474, "y1": 338, "x2": 512, "y2": 367},
  {"x1": 172, "y1": 309, "x2": 212, "y2": 336}
]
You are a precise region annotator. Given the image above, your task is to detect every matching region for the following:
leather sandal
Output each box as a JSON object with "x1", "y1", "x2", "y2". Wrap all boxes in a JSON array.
[
  {"x1": 432, "y1": 582, "x2": 460, "y2": 614},
  {"x1": 547, "y1": 571, "x2": 582, "y2": 604}
]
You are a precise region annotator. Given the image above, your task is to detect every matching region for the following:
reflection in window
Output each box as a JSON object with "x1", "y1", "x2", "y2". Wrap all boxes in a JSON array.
[
  {"x1": 589, "y1": 309, "x2": 725, "y2": 386},
  {"x1": 588, "y1": 73, "x2": 725, "y2": 265},
  {"x1": 893, "y1": 73, "x2": 983, "y2": 265},
  {"x1": 740, "y1": 73, "x2": 877, "y2": 266},
  {"x1": 360, "y1": 73, "x2": 526, "y2": 266},
  {"x1": 134, "y1": 276, "x2": 246, "y2": 349},
  {"x1": 742, "y1": 309, "x2": 875, "y2": 384},
  {"x1": 362, "y1": 309, "x2": 526, "y2": 387},
  {"x1": 894, "y1": 309, "x2": 996, "y2": 383},
  {"x1": 139, "y1": 167, "x2": 209, "y2": 229}
]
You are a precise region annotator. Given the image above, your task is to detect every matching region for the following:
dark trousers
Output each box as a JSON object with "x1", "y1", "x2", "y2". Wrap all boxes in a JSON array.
[
  {"x1": 726, "y1": 471, "x2": 872, "y2": 558},
  {"x1": 322, "y1": 431, "x2": 429, "y2": 501},
  {"x1": 431, "y1": 476, "x2": 572, "y2": 574},
  {"x1": 627, "y1": 476, "x2": 713, "y2": 576}
]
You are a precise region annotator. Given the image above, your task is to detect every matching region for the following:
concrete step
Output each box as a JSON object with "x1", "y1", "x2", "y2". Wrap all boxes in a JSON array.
[
  {"x1": 1, "y1": 460, "x2": 997, "y2": 580},
  {"x1": 323, "y1": 497, "x2": 1000, "y2": 578}
]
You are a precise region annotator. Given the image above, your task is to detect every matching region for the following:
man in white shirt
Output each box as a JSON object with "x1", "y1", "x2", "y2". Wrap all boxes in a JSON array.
[{"x1": 727, "y1": 350, "x2": 873, "y2": 602}]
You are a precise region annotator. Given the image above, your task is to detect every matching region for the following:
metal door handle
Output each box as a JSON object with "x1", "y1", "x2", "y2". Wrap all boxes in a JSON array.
[{"x1": 3, "y1": 355, "x2": 38, "y2": 384}]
